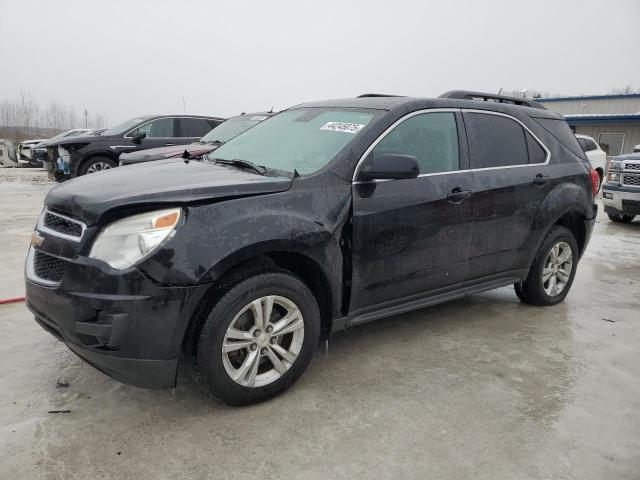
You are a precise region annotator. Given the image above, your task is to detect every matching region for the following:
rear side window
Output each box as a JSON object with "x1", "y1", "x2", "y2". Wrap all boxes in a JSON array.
[
  {"x1": 586, "y1": 139, "x2": 599, "y2": 151},
  {"x1": 464, "y1": 113, "x2": 528, "y2": 168},
  {"x1": 180, "y1": 118, "x2": 214, "y2": 137},
  {"x1": 577, "y1": 138, "x2": 589, "y2": 152},
  {"x1": 371, "y1": 112, "x2": 459, "y2": 174},
  {"x1": 534, "y1": 118, "x2": 585, "y2": 158}
]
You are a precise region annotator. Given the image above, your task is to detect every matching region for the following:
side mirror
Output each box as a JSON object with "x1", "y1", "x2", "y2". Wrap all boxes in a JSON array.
[
  {"x1": 360, "y1": 153, "x2": 419, "y2": 180},
  {"x1": 131, "y1": 132, "x2": 147, "y2": 144},
  {"x1": 634, "y1": 144, "x2": 640, "y2": 153}
]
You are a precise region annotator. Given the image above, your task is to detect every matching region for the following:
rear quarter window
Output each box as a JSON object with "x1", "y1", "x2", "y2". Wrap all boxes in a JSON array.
[{"x1": 534, "y1": 118, "x2": 585, "y2": 158}]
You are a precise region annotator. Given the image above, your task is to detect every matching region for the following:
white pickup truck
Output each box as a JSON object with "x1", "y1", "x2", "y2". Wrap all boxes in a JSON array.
[{"x1": 602, "y1": 152, "x2": 640, "y2": 223}]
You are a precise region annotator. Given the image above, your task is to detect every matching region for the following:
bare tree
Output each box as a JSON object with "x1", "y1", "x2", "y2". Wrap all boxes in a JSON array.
[
  {"x1": 18, "y1": 91, "x2": 38, "y2": 134},
  {"x1": 93, "y1": 114, "x2": 106, "y2": 129},
  {"x1": 0, "y1": 99, "x2": 17, "y2": 126},
  {"x1": 65, "y1": 108, "x2": 78, "y2": 129},
  {"x1": 43, "y1": 101, "x2": 67, "y2": 129}
]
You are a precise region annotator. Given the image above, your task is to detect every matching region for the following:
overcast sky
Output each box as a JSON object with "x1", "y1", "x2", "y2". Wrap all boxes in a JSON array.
[{"x1": 1, "y1": 0, "x2": 639, "y2": 125}]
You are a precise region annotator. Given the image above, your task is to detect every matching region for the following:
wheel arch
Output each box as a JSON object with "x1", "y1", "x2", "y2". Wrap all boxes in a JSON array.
[
  {"x1": 530, "y1": 182, "x2": 594, "y2": 265},
  {"x1": 73, "y1": 151, "x2": 118, "y2": 176},
  {"x1": 181, "y1": 247, "x2": 336, "y2": 359}
]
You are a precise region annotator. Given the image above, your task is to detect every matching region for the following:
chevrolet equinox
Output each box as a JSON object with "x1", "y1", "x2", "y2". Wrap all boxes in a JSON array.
[{"x1": 26, "y1": 91, "x2": 599, "y2": 405}]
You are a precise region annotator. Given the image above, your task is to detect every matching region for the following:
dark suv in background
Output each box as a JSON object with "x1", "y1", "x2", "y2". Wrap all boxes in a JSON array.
[
  {"x1": 26, "y1": 91, "x2": 598, "y2": 405},
  {"x1": 119, "y1": 112, "x2": 274, "y2": 167},
  {"x1": 45, "y1": 114, "x2": 224, "y2": 181}
]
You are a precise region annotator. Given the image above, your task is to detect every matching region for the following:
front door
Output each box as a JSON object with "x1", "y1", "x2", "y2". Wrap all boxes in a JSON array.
[{"x1": 349, "y1": 110, "x2": 475, "y2": 312}]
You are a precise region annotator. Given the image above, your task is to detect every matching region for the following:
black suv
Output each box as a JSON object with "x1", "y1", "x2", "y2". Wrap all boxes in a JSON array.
[
  {"x1": 45, "y1": 114, "x2": 224, "y2": 181},
  {"x1": 26, "y1": 92, "x2": 598, "y2": 405}
]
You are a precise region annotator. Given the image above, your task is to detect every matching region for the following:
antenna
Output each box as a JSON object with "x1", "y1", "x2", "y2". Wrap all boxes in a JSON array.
[{"x1": 182, "y1": 96, "x2": 187, "y2": 114}]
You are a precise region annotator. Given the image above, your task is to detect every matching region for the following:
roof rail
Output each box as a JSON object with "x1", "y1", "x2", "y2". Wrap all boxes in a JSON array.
[
  {"x1": 439, "y1": 90, "x2": 547, "y2": 110},
  {"x1": 357, "y1": 93, "x2": 404, "y2": 98}
]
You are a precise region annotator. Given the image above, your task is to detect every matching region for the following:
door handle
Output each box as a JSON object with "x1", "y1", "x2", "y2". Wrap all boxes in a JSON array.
[
  {"x1": 165, "y1": 143, "x2": 176, "y2": 146},
  {"x1": 533, "y1": 173, "x2": 550, "y2": 185},
  {"x1": 447, "y1": 187, "x2": 472, "y2": 204}
]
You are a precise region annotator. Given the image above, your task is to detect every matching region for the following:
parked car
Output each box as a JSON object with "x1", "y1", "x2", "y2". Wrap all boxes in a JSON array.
[
  {"x1": 45, "y1": 114, "x2": 224, "y2": 181},
  {"x1": 0, "y1": 139, "x2": 19, "y2": 167},
  {"x1": 32, "y1": 129, "x2": 96, "y2": 168},
  {"x1": 575, "y1": 134, "x2": 606, "y2": 187},
  {"x1": 602, "y1": 152, "x2": 640, "y2": 223},
  {"x1": 119, "y1": 112, "x2": 273, "y2": 167},
  {"x1": 17, "y1": 139, "x2": 47, "y2": 166},
  {"x1": 25, "y1": 91, "x2": 598, "y2": 405}
]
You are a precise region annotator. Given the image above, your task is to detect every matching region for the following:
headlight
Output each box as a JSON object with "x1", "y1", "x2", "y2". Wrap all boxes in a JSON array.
[
  {"x1": 89, "y1": 208, "x2": 182, "y2": 269},
  {"x1": 605, "y1": 160, "x2": 621, "y2": 183}
]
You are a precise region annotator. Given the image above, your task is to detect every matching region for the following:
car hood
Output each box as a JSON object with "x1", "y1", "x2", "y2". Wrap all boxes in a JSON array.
[
  {"x1": 45, "y1": 159, "x2": 292, "y2": 225},
  {"x1": 47, "y1": 134, "x2": 117, "y2": 147},
  {"x1": 119, "y1": 142, "x2": 217, "y2": 164}
]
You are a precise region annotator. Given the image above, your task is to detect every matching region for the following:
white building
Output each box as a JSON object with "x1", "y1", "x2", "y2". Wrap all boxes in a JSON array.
[{"x1": 537, "y1": 94, "x2": 640, "y2": 156}]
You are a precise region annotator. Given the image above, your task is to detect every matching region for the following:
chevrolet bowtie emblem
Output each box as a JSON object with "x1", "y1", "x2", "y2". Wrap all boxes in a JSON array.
[{"x1": 31, "y1": 231, "x2": 45, "y2": 248}]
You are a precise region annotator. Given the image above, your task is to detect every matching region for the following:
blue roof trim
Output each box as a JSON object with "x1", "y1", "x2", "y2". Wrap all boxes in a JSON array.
[
  {"x1": 564, "y1": 114, "x2": 640, "y2": 125},
  {"x1": 537, "y1": 93, "x2": 640, "y2": 102}
]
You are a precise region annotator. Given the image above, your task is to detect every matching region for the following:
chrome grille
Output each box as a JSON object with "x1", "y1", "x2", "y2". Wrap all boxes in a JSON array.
[
  {"x1": 623, "y1": 175, "x2": 640, "y2": 186},
  {"x1": 624, "y1": 163, "x2": 640, "y2": 171},
  {"x1": 39, "y1": 209, "x2": 85, "y2": 241},
  {"x1": 33, "y1": 251, "x2": 68, "y2": 283}
]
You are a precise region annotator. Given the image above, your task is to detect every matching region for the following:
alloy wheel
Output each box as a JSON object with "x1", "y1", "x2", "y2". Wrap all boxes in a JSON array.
[
  {"x1": 222, "y1": 295, "x2": 305, "y2": 388},
  {"x1": 542, "y1": 241, "x2": 573, "y2": 297},
  {"x1": 86, "y1": 161, "x2": 113, "y2": 174}
]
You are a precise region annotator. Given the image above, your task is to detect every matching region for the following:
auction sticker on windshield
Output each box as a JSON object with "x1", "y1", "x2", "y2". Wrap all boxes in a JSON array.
[{"x1": 320, "y1": 122, "x2": 365, "y2": 134}]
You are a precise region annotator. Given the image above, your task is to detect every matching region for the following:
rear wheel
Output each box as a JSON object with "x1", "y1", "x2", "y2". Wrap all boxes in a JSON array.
[
  {"x1": 607, "y1": 212, "x2": 635, "y2": 223},
  {"x1": 79, "y1": 157, "x2": 116, "y2": 176},
  {"x1": 193, "y1": 271, "x2": 320, "y2": 405},
  {"x1": 515, "y1": 225, "x2": 578, "y2": 306}
]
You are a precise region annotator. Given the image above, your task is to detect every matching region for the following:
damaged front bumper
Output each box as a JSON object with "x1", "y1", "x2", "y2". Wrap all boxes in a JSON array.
[{"x1": 24, "y1": 210, "x2": 207, "y2": 388}]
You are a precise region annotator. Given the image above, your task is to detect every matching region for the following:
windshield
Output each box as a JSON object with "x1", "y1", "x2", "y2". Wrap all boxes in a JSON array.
[
  {"x1": 201, "y1": 115, "x2": 269, "y2": 144},
  {"x1": 211, "y1": 108, "x2": 375, "y2": 175},
  {"x1": 102, "y1": 117, "x2": 149, "y2": 136}
]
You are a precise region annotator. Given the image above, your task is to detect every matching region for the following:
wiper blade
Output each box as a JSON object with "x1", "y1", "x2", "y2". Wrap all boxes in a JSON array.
[{"x1": 213, "y1": 158, "x2": 266, "y2": 175}]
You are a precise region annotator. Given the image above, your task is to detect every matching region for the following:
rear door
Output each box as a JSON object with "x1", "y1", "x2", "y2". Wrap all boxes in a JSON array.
[
  {"x1": 463, "y1": 111, "x2": 550, "y2": 279},
  {"x1": 349, "y1": 110, "x2": 475, "y2": 311}
]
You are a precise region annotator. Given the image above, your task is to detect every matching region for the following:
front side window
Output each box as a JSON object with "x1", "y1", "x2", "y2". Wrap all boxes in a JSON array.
[
  {"x1": 211, "y1": 108, "x2": 376, "y2": 175},
  {"x1": 369, "y1": 112, "x2": 459, "y2": 175},
  {"x1": 465, "y1": 113, "x2": 529, "y2": 168},
  {"x1": 130, "y1": 118, "x2": 174, "y2": 138}
]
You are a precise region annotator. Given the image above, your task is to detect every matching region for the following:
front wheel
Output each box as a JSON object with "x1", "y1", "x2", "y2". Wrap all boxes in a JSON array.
[
  {"x1": 515, "y1": 225, "x2": 578, "y2": 306},
  {"x1": 78, "y1": 157, "x2": 116, "y2": 176},
  {"x1": 607, "y1": 212, "x2": 635, "y2": 223},
  {"x1": 193, "y1": 271, "x2": 320, "y2": 405}
]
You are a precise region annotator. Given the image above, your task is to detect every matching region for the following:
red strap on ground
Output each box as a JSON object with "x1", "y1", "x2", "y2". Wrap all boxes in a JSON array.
[{"x1": 0, "y1": 297, "x2": 25, "y2": 305}]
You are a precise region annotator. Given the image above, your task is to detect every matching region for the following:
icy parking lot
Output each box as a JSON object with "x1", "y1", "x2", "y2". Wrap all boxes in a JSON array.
[{"x1": 1, "y1": 171, "x2": 639, "y2": 479}]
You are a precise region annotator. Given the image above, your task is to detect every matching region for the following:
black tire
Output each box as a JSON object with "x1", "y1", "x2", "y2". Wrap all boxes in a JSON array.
[
  {"x1": 78, "y1": 156, "x2": 116, "y2": 176},
  {"x1": 193, "y1": 270, "x2": 320, "y2": 405},
  {"x1": 515, "y1": 225, "x2": 579, "y2": 306},
  {"x1": 607, "y1": 212, "x2": 635, "y2": 223}
]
